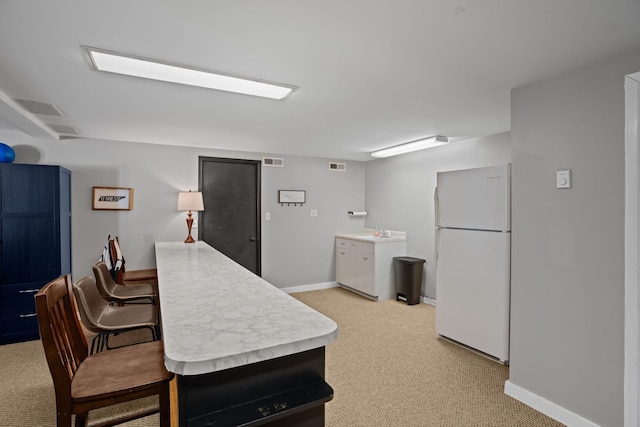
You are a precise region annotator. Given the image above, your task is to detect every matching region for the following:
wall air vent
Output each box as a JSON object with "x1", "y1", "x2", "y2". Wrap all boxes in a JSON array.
[
  {"x1": 262, "y1": 157, "x2": 284, "y2": 167},
  {"x1": 329, "y1": 162, "x2": 346, "y2": 172}
]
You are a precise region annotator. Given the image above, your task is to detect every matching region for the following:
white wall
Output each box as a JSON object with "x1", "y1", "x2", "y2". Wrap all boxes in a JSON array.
[
  {"x1": 0, "y1": 131, "x2": 365, "y2": 288},
  {"x1": 364, "y1": 133, "x2": 511, "y2": 299},
  {"x1": 509, "y1": 45, "x2": 640, "y2": 427},
  {"x1": 261, "y1": 157, "x2": 365, "y2": 287}
]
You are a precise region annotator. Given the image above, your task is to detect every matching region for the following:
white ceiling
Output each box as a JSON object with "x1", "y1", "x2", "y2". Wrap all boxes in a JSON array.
[{"x1": 0, "y1": 1, "x2": 639, "y2": 161}]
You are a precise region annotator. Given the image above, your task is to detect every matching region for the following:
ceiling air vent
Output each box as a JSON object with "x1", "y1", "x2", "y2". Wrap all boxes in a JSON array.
[
  {"x1": 47, "y1": 124, "x2": 79, "y2": 136},
  {"x1": 262, "y1": 157, "x2": 284, "y2": 167},
  {"x1": 15, "y1": 99, "x2": 64, "y2": 116},
  {"x1": 329, "y1": 162, "x2": 346, "y2": 172}
]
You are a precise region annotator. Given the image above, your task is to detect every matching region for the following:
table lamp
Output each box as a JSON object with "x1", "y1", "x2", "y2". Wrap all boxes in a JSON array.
[{"x1": 177, "y1": 190, "x2": 204, "y2": 243}]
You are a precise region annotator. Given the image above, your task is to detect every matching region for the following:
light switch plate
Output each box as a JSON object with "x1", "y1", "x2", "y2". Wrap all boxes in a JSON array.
[
  {"x1": 265, "y1": 212, "x2": 271, "y2": 221},
  {"x1": 557, "y1": 169, "x2": 571, "y2": 189}
]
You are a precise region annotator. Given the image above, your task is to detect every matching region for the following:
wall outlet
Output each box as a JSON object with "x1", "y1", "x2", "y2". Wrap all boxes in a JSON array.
[
  {"x1": 557, "y1": 169, "x2": 571, "y2": 189},
  {"x1": 311, "y1": 209, "x2": 318, "y2": 217}
]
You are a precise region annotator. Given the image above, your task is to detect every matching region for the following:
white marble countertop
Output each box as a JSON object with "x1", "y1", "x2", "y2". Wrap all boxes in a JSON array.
[
  {"x1": 335, "y1": 228, "x2": 407, "y2": 243},
  {"x1": 154, "y1": 241, "x2": 338, "y2": 376}
]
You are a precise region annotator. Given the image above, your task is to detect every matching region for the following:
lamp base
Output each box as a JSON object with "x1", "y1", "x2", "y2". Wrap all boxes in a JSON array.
[{"x1": 185, "y1": 212, "x2": 196, "y2": 243}]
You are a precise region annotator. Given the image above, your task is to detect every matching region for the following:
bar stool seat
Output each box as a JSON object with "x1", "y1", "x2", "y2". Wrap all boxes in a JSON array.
[
  {"x1": 93, "y1": 261, "x2": 155, "y2": 305},
  {"x1": 73, "y1": 275, "x2": 159, "y2": 354}
]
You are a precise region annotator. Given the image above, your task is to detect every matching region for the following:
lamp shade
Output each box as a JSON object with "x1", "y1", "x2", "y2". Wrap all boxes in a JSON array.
[{"x1": 177, "y1": 191, "x2": 204, "y2": 211}]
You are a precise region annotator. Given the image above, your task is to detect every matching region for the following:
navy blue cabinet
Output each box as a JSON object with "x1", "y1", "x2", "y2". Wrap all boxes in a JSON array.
[{"x1": 0, "y1": 164, "x2": 71, "y2": 344}]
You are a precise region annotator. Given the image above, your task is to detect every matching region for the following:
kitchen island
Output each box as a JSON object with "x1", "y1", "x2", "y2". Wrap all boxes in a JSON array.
[{"x1": 155, "y1": 241, "x2": 338, "y2": 426}]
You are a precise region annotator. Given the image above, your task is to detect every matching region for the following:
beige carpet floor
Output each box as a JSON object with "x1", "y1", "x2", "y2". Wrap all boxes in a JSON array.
[
  {"x1": 0, "y1": 328, "x2": 158, "y2": 427},
  {"x1": 0, "y1": 287, "x2": 565, "y2": 426},
  {"x1": 293, "y1": 287, "x2": 564, "y2": 427}
]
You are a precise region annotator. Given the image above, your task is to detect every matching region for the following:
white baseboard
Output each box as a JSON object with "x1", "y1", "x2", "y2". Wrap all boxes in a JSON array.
[
  {"x1": 281, "y1": 282, "x2": 338, "y2": 294},
  {"x1": 504, "y1": 380, "x2": 601, "y2": 427},
  {"x1": 422, "y1": 296, "x2": 436, "y2": 306}
]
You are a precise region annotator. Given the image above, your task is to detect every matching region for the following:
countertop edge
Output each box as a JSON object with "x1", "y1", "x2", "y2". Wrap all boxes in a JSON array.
[
  {"x1": 165, "y1": 327, "x2": 338, "y2": 376},
  {"x1": 335, "y1": 233, "x2": 407, "y2": 243}
]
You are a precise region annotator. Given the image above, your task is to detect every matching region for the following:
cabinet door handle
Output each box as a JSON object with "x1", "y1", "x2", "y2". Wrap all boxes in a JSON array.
[
  {"x1": 19, "y1": 289, "x2": 40, "y2": 294},
  {"x1": 362, "y1": 256, "x2": 368, "y2": 261},
  {"x1": 20, "y1": 313, "x2": 37, "y2": 318},
  {"x1": 340, "y1": 251, "x2": 346, "y2": 255}
]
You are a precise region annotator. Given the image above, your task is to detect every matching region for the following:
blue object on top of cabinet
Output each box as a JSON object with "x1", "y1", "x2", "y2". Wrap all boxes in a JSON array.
[{"x1": 0, "y1": 143, "x2": 15, "y2": 163}]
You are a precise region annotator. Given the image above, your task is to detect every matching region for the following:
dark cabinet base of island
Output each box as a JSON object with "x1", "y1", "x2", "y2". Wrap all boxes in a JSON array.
[{"x1": 177, "y1": 347, "x2": 333, "y2": 427}]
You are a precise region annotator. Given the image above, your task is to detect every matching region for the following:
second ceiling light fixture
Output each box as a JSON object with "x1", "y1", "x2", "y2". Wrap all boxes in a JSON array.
[{"x1": 371, "y1": 135, "x2": 449, "y2": 158}]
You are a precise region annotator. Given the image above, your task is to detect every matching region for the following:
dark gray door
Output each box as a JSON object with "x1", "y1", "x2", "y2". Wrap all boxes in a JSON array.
[{"x1": 199, "y1": 157, "x2": 261, "y2": 275}]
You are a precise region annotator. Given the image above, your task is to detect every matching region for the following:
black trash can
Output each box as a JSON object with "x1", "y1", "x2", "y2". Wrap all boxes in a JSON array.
[{"x1": 393, "y1": 257, "x2": 425, "y2": 305}]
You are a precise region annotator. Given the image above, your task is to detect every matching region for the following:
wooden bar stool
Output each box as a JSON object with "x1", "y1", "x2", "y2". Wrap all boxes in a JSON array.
[
  {"x1": 35, "y1": 274, "x2": 172, "y2": 426},
  {"x1": 107, "y1": 236, "x2": 158, "y2": 286}
]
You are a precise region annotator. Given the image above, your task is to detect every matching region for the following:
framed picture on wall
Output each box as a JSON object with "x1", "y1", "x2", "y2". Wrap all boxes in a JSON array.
[
  {"x1": 92, "y1": 187, "x2": 134, "y2": 210},
  {"x1": 278, "y1": 190, "x2": 305, "y2": 204}
]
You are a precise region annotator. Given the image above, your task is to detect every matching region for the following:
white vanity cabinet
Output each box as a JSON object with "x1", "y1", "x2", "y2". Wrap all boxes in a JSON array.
[{"x1": 335, "y1": 234, "x2": 406, "y2": 300}]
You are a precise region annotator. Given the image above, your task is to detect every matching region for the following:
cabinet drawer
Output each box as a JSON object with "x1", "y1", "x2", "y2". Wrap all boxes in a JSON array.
[
  {"x1": 1, "y1": 283, "x2": 41, "y2": 344},
  {"x1": 335, "y1": 238, "x2": 357, "y2": 249},
  {"x1": 1, "y1": 313, "x2": 39, "y2": 342},
  {"x1": 1, "y1": 283, "x2": 41, "y2": 316}
]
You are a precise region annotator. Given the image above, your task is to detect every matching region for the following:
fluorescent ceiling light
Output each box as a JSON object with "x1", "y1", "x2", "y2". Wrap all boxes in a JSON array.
[
  {"x1": 371, "y1": 135, "x2": 449, "y2": 158},
  {"x1": 84, "y1": 46, "x2": 296, "y2": 100}
]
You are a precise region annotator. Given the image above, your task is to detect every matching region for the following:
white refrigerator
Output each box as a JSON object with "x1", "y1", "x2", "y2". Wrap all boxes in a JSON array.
[{"x1": 435, "y1": 164, "x2": 511, "y2": 363}]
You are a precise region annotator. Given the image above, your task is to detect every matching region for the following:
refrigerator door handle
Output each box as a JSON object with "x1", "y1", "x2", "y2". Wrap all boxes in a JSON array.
[
  {"x1": 434, "y1": 186, "x2": 440, "y2": 228},
  {"x1": 435, "y1": 226, "x2": 441, "y2": 270},
  {"x1": 434, "y1": 186, "x2": 441, "y2": 271}
]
